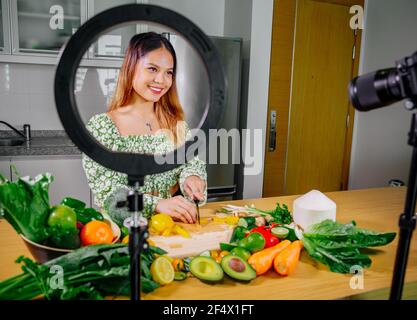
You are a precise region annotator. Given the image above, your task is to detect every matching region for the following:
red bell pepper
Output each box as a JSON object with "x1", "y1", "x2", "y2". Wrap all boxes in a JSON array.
[{"x1": 247, "y1": 226, "x2": 280, "y2": 248}]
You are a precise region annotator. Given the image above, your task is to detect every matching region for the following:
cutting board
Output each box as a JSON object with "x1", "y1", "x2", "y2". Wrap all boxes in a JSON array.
[{"x1": 149, "y1": 221, "x2": 234, "y2": 258}]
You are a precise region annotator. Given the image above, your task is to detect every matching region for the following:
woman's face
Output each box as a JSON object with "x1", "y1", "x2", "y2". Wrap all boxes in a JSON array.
[{"x1": 132, "y1": 46, "x2": 175, "y2": 103}]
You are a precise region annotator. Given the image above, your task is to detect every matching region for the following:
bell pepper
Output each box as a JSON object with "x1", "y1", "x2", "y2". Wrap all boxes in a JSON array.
[
  {"x1": 47, "y1": 205, "x2": 80, "y2": 249},
  {"x1": 61, "y1": 197, "x2": 103, "y2": 224},
  {"x1": 80, "y1": 207, "x2": 104, "y2": 223},
  {"x1": 230, "y1": 226, "x2": 248, "y2": 243},
  {"x1": 48, "y1": 229, "x2": 81, "y2": 249},
  {"x1": 247, "y1": 226, "x2": 280, "y2": 248},
  {"x1": 72, "y1": 208, "x2": 103, "y2": 225},
  {"x1": 61, "y1": 197, "x2": 86, "y2": 211},
  {"x1": 238, "y1": 232, "x2": 265, "y2": 253}
]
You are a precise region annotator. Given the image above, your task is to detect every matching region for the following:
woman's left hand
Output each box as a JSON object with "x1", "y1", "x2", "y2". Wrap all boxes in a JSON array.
[{"x1": 183, "y1": 175, "x2": 206, "y2": 202}]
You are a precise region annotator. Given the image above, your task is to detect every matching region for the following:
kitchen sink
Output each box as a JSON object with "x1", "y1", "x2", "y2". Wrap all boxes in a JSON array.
[{"x1": 0, "y1": 138, "x2": 25, "y2": 146}]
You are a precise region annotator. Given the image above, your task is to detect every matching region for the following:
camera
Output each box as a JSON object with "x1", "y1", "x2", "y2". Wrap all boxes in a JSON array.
[{"x1": 349, "y1": 51, "x2": 417, "y2": 111}]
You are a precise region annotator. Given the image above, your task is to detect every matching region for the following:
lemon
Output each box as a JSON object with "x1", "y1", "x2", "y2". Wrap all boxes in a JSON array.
[
  {"x1": 150, "y1": 214, "x2": 175, "y2": 233},
  {"x1": 150, "y1": 256, "x2": 175, "y2": 285}
]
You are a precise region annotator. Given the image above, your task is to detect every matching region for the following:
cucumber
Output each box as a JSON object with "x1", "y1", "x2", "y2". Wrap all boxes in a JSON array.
[
  {"x1": 174, "y1": 271, "x2": 187, "y2": 281},
  {"x1": 270, "y1": 226, "x2": 289, "y2": 239},
  {"x1": 237, "y1": 217, "x2": 256, "y2": 228}
]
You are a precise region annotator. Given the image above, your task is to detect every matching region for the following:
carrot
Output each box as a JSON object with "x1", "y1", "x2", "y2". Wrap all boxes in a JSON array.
[
  {"x1": 248, "y1": 240, "x2": 291, "y2": 275},
  {"x1": 273, "y1": 240, "x2": 303, "y2": 276}
]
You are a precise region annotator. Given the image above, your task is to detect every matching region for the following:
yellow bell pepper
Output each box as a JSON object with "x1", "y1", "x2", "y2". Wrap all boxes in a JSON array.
[
  {"x1": 173, "y1": 225, "x2": 190, "y2": 238},
  {"x1": 226, "y1": 216, "x2": 239, "y2": 225}
]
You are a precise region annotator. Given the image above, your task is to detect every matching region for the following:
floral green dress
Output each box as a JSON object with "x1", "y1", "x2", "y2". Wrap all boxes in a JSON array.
[{"x1": 82, "y1": 113, "x2": 207, "y2": 219}]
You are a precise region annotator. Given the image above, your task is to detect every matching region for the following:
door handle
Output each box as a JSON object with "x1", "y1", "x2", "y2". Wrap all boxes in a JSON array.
[{"x1": 268, "y1": 110, "x2": 277, "y2": 152}]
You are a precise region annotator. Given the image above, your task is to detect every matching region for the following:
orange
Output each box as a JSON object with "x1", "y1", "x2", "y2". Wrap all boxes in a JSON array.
[{"x1": 80, "y1": 220, "x2": 113, "y2": 246}]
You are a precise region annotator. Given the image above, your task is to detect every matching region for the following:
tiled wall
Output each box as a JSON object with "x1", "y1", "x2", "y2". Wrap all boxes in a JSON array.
[{"x1": 0, "y1": 63, "x2": 113, "y2": 130}]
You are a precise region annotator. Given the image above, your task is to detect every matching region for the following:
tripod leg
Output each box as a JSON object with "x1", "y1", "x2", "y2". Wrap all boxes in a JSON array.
[
  {"x1": 390, "y1": 136, "x2": 417, "y2": 300},
  {"x1": 129, "y1": 225, "x2": 141, "y2": 301}
]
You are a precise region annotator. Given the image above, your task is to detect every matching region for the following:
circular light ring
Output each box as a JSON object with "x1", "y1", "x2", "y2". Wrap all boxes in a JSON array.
[{"x1": 54, "y1": 4, "x2": 226, "y2": 176}]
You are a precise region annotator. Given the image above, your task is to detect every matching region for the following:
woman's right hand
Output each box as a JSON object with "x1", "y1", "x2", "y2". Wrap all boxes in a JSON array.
[{"x1": 155, "y1": 196, "x2": 197, "y2": 224}]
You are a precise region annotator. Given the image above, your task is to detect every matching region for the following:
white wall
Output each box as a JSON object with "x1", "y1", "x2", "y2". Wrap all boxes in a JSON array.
[{"x1": 349, "y1": 0, "x2": 417, "y2": 189}]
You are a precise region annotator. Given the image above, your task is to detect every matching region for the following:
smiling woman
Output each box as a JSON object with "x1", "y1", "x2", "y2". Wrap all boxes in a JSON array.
[{"x1": 81, "y1": 32, "x2": 208, "y2": 225}]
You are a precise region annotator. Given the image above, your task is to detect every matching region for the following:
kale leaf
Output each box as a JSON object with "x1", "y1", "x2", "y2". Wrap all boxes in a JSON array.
[
  {"x1": 302, "y1": 219, "x2": 396, "y2": 273},
  {"x1": 0, "y1": 173, "x2": 53, "y2": 243}
]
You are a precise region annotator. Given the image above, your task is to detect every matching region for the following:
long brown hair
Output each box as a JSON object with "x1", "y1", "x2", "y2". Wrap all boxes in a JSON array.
[{"x1": 108, "y1": 32, "x2": 185, "y2": 145}]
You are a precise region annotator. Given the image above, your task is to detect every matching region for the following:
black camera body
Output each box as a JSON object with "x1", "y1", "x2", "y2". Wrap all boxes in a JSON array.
[{"x1": 349, "y1": 51, "x2": 417, "y2": 111}]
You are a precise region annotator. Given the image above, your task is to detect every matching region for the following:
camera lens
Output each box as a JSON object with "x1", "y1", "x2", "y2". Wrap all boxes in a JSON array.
[{"x1": 349, "y1": 68, "x2": 403, "y2": 111}]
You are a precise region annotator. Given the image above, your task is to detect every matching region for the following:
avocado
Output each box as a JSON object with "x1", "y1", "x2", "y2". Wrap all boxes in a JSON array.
[
  {"x1": 190, "y1": 256, "x2": 224, "y2": 282},
  {"x1": 221, "y1": 254, "x2": 256, "y2": 281}
]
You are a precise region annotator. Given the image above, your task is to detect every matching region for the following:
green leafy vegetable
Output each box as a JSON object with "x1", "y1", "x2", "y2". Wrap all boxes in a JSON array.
[
  {"x1": 304, "y1": 219, "x2": 396, "y2": 248},
  {"x1": 0, "y1": 172, "x2": 53, "y2": 243},
  {"x1": 302, "y1": 219, "x2": 396, "y2": 273},
  {"x1": 263, "y1": 203, "x2": 292, "y2": 225},
  {"x1": 0, "y1": 243, "x2": 166, "y2": 300}
]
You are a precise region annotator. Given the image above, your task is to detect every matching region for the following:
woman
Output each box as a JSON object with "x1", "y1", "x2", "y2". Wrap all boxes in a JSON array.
[{"x1": 82, "y1": 32, "x2": 207, "y2": 224}]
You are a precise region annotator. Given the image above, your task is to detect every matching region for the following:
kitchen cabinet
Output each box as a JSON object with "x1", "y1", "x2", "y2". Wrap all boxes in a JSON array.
[
  {"x1": 0, "y1": 0, "x2": 11, "y2": 54},
  {"x1": 87, "y1": 0, "x2": 146, "y2": 60},
  {"x1": 10, "y1": 0, "x2": 85, "y2": 54},
  {"x1": 10, "y1": 157, "x2": 91, "y2": 207},
  {"x1": 0, "y1": 159, "x2": 11, "y2": 180},
  {"x1": 0, "y1": 0, "x2": 147, "y2": 66}
]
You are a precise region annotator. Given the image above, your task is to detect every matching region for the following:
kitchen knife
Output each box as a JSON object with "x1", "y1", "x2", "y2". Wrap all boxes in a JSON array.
[{"x1": 194, "y1": 198, "x2": 200, "y2": 225}]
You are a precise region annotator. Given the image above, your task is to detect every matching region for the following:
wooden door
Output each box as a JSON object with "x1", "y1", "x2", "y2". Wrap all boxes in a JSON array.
[{"x1": 262, "y1": 0, "x2": 362, "y2": 197}]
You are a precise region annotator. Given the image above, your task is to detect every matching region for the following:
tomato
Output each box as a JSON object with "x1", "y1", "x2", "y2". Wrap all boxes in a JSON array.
[{"x1": 80, "y1": 220, "x2": 113, "y2": 246}]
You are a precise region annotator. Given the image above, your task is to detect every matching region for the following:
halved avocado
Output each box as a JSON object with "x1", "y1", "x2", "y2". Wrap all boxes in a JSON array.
[
  {"x1": 190, "y1": 256, "x2": 224, "y2": 282},
  {"x1": 221, "y1": 255, "x2": 256, "y2": 281}
]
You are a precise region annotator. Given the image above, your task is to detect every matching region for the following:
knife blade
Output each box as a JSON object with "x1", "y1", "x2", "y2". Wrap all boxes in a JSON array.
[{"x1": 194, "y1": 198, "x2": 200, "y2": 225}]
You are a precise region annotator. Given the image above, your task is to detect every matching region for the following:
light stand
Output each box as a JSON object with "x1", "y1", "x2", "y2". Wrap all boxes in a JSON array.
[
  {"x1": 116, "y1": 176, "x2": 148, "y2": 301},
  {"x1": 390, "y1": 106, "x2": 417, "y2": 300}
]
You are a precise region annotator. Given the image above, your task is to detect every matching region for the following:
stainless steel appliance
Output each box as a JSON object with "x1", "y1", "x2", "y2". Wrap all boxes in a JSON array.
[{"x1": 169, "y1": 34, "x2": 243, "y2": 202}]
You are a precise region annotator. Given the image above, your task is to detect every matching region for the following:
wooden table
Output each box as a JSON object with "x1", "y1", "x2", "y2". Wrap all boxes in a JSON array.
[{"x1": 1, "y1": 187, "x2": 416, "y2": 300}]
